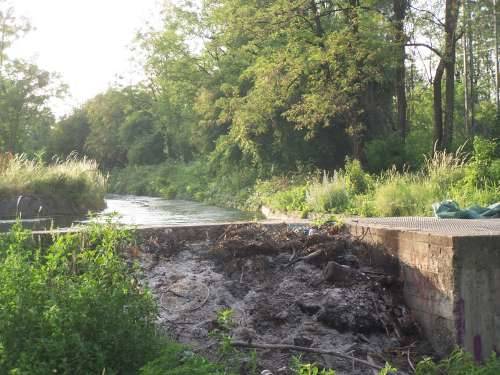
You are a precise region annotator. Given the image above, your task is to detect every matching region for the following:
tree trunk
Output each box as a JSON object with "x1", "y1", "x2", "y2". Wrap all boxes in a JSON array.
[
  {"x1": 442, "y1": 0, "x2": 460, "y2": 150},
  {"x1": 462, "y1": 0, "x2": 470, "y2": 135},
  {"x1": 433, "y1": 0, "x2": 460, "y2": 151},
  {"x1": 393, "y1": 0, "x2": 408, "y2": 141},
  {"x1": 433, "y1": 59, "x2": 445, "y2": 150}
]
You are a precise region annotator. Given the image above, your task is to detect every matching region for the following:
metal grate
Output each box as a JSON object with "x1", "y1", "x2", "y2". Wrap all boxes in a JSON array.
[{"x1": 346, "y1": 217, "x2": 500, "y2": 236}]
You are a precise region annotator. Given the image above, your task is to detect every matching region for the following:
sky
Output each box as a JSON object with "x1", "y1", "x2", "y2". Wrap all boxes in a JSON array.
[{"x1": 8, "y1": 0, "x2": 163, "y2": 117}]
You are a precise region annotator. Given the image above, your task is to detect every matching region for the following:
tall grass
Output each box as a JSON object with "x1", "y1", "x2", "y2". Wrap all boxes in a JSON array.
[
  {"x1": 306, "y1": 171, "x2": 350, "y2": 213},
  {"x1": 0, "y1": 153, "x2": 107, "y2": 213},
  {"x1": 253, "y1": 140, "x2": 499, "y2": 217}
]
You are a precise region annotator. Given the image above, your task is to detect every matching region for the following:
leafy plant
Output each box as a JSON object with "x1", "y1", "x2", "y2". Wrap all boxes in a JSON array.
[
  {"x1": 306, "y1": 172, "x2": 349, "y2": 213},
  {"x1": 0, "y1": 221, "x2": 161, "y2": 374}
]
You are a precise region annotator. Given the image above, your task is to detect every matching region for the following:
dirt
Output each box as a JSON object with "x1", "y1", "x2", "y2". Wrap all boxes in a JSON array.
[{"x1": 133, "y1": 224, "x2": 431, "y2": 374}]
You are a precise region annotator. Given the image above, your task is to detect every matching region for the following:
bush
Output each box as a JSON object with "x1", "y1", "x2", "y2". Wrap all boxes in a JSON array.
[
  {"x1": 464, "y1": 137, "x2": 500, "y2": 188},
  {"x1": 306, "y1": 173, "x2": 349, "y2": 213},
  {"x1": 415, "y1": 349, "x2": 500, "y2": 375},
  {"x1": 344, "y1": 158, "x2": 371, "y2": 195},
  {"x1": 373, "y1": 178, "x2": 434, "y2": 217},
  {"x1": 0, "y1": 222, "x2": 162, "y2": 374},
  {"x1": 267, "y1": 185, "x2": 307, "y2": 213},
  {"x1": 140, "y1": 343, "x2": 226, "y2": 375}
]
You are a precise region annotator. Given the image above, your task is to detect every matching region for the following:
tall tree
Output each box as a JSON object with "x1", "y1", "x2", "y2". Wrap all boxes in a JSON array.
[{"x1": 393, "y1": 0, "x2": 409, "y2": 141}]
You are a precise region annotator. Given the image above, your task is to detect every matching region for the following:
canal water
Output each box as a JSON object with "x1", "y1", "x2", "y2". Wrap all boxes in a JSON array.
[{"x1": 0, "y1": 194, "x2": 258, "y2": 231}]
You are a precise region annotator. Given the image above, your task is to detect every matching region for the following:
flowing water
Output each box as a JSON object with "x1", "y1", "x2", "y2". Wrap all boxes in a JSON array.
[
  {"x1": 0, "y1": 194, "x2": 258, "y2": 231},
  {"x1": 95, "y1": 194, "x2": 257, "y2": 226}
]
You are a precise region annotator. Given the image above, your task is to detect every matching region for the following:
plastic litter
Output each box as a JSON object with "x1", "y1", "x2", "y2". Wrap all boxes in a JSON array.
[{"x1": 433, "y1": 200, "x2": 500, "y2": 219}]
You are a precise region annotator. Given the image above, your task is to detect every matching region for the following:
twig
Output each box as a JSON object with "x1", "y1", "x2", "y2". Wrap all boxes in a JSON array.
[
  {"x1": 231, "y1": 341, "x2": 384, "y2": 371},
  {"x1": 407, "y1": 349, "x2": 416, "y2": 373},
  {"x1": 163, "y1": 288, "x2": 189, "y2": 299},
  {"x1": 284, "y1": 248, "x2": 325, "y2": 268},
  {"x1": 185, "y1": 283, "x2": 210, "y2": 312}
]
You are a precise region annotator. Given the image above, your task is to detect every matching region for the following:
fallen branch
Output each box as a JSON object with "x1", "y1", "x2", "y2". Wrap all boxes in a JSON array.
[
  {"x1": 231, "y1": 341, "x2": 384, "y2": 371},
  {"x1": 284, "y1": 248, "x2": 325, "y2": 268}
]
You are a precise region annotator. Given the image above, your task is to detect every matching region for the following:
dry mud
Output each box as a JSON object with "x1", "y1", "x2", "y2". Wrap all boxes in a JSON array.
[{"x1": 133, "y1": 224, "x2": 430, "y2": 374}]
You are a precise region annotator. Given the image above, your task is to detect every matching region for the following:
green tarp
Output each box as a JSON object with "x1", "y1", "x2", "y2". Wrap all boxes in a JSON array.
[{"x1": 432, "y1": 200, "x2": 500, "y2": 219}]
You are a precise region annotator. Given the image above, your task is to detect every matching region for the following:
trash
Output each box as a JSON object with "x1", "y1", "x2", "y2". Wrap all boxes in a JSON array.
[{"x1": 433, "y1": 200, "x2": 500, "y2": 219}]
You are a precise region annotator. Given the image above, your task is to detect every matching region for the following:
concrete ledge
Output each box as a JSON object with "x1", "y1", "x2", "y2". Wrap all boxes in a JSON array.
[{"x1": 345, "y1": 217, "x2": 500, "y2": 359}]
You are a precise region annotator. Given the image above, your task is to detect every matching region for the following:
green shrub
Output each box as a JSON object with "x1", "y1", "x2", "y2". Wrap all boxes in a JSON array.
[
  {"x1": 364, "y1": 135, "x2": 406, "y2": 172},
  {"x1": 0, "y1": 222, "x2": 162, "y2": 374},
  {"x1": 344, "y1": 158, "x2": 371, "y2": 195},
  {"x1": 306, "y1": 173, "x2": 349, "y2": 213},
  {"x1": 373, "y1": 178, "x2": 434, "y2": 216},
  {"x1": 415, "y1": 349, "x2": 500, "y2": 375},
  {"x1": 140, "y1": 343, "x2": 226, "y2": 375},
  {"x1": 267, "y1": 185, "x2": 307, "y2": 213},
  {"x1": 464, "y1": 137, "x2": 500, "y2": 188}
]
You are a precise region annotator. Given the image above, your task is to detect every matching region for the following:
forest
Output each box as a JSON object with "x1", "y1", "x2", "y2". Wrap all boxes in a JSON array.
[{"x1": 1, "y1": 0, "x2": 499, "y2": 217}]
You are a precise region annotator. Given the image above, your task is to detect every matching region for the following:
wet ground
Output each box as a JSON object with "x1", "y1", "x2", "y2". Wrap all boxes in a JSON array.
[{"x1": 133, "y1": 224, "x2": 430, "y2": 374}]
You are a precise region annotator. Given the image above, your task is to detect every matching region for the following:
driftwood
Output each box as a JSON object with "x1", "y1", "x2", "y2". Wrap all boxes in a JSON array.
[
  {"x1": 284, "y1": 248, "x2": 326, "y2": 268},
  {"x1": 231, "y1": 341, "x2": 384, "y2": 371}
]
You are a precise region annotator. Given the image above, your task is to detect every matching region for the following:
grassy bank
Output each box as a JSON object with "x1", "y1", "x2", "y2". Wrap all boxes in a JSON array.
[
  {"x1": 110, "y1": 137, "x2": 499, "y2": 218},
  {"x1": 0, "y1": 154, "x2": 107, "y2": 215}
]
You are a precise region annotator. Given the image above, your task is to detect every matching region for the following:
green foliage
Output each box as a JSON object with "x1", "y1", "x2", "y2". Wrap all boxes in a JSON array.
[
  {"x1": 0, "y1": 222, "x2": 162, "y2": 374},
  {"x1": 0, "y1": 153, "x2": 107, "y2": 213},
  {"x1": 268, "y1": 185, "x2": 308, "y2": 213},
  {"x1": 464, "y1": 137, "x2": 500, "y2": 188},
  {"x1": 344, "y1": 158, "x2": 371, "y2": 195},
  {"x1": 415, "y1": 349, "x2": 500, "y2": 375},
  {"x1": 306, "y1": 173, "x2": 350, "y2": 213},
  {"x1": 373, "y1": 179, "x2": 416, "y2": 216},
  {"x1": 140, "y1": 343, "x2": 226, "y2": 375},
  {"x1": 49, "y1": 110, "x2": 90, "y2": 158}
]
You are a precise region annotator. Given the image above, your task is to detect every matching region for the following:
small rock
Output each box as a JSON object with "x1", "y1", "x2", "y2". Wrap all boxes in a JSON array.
[
  {"x1": 323, "y1": 261, "x2": 362, "y2": 284},
  {"x1": 273, "y1": 310, "x2": 289, "y2": 321},
  {"x1": 293, "y1": 335, "x2": 313, "y2": 347},
  {"x1": 296, "y1": 293, "x2": 322, "y2": 315},
  {"x1": 336, "y1": 253, "x2": 360, "y2": 268}
]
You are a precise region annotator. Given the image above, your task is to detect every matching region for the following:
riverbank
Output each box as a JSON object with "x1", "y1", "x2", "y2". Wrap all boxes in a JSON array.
[
  {"x1": 0, "y1": 154, "x2": 107, "y2": 218},
  {"x1": 109, "y1": 138, "x2": 500, "y2": 220}
]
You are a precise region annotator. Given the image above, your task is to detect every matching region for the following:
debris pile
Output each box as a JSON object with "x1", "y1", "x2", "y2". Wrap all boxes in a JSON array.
[{"x1": 136, "y1": 223, "x2": 429, "y2": 374}]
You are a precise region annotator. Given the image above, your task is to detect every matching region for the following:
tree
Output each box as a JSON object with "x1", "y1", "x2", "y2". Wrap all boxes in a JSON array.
[
  {"x1": 0, "y1": 1, "x2": 61, "y2": 154},
  {"x1": 49, "y1": 109, "x2": 91, "y2": 157},
  {"x1": 0, "y1": 60, "x2": 62, "y2": 153}
]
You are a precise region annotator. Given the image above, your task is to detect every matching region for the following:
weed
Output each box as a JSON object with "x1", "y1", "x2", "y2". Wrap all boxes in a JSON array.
[
  {"x1": 0, "y1": 153, "x2": 107, "y2": 214},
  {"x1": 306, "y1": 172, "x2": 349, "y2": 213}
]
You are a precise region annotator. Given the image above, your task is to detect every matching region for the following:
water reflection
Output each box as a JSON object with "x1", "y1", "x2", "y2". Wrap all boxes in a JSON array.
[{"x1": 0, "y1": 194, "x2": 258, "y2": 231}]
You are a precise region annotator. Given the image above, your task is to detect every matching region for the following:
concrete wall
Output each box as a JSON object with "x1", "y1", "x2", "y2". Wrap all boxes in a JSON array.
[
  {"x1": 454, "y1": 236, "x2": 500, "y2": 360},
  {"x1": 346, "y1": 221, "x2": 500, "y2": 360}
]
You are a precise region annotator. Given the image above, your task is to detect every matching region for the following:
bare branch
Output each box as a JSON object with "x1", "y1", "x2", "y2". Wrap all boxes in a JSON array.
[{"x1": 406, "y1": 43, "x2": 442, "y2": 58}]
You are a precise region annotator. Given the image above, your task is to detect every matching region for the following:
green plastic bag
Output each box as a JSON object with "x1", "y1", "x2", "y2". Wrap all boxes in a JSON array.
[{"x1": 432, "y1": 200, "x2": 500, "y2": 219}]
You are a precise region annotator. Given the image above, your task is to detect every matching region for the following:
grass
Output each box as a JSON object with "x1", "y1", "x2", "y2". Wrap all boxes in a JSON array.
[
  {"x1": 0, "y1": 153, "x2": 107, "y2": 214},
  {"x1": 248, "y1": 139, "x2": 499, "y2": 218},
  {"x1": 108, "y1": 137, "x2": 499, "y2": 219},
  {"x1": 306, "y1": 172, "x2": 349, "y2": 213}
]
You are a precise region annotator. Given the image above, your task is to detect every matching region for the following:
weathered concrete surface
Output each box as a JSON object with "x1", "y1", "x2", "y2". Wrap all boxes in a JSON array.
[{"x1": 345, "y1": 217, "x2": 500, "y2": 360}]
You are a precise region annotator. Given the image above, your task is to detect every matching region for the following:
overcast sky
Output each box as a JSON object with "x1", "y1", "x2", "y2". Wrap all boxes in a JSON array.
[{"x1": 8, "y1": 0, "x2": 163, "y2": 117}]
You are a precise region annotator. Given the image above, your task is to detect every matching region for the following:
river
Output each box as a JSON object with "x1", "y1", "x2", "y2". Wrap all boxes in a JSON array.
[{"x1": 0, "y1": 194, "x2": 258, "y2": 231}]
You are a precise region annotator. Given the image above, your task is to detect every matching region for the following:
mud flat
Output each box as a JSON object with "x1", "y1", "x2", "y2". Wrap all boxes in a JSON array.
[{"x1": 131, "y1": 223, "x2": 431, "y2": 374}]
